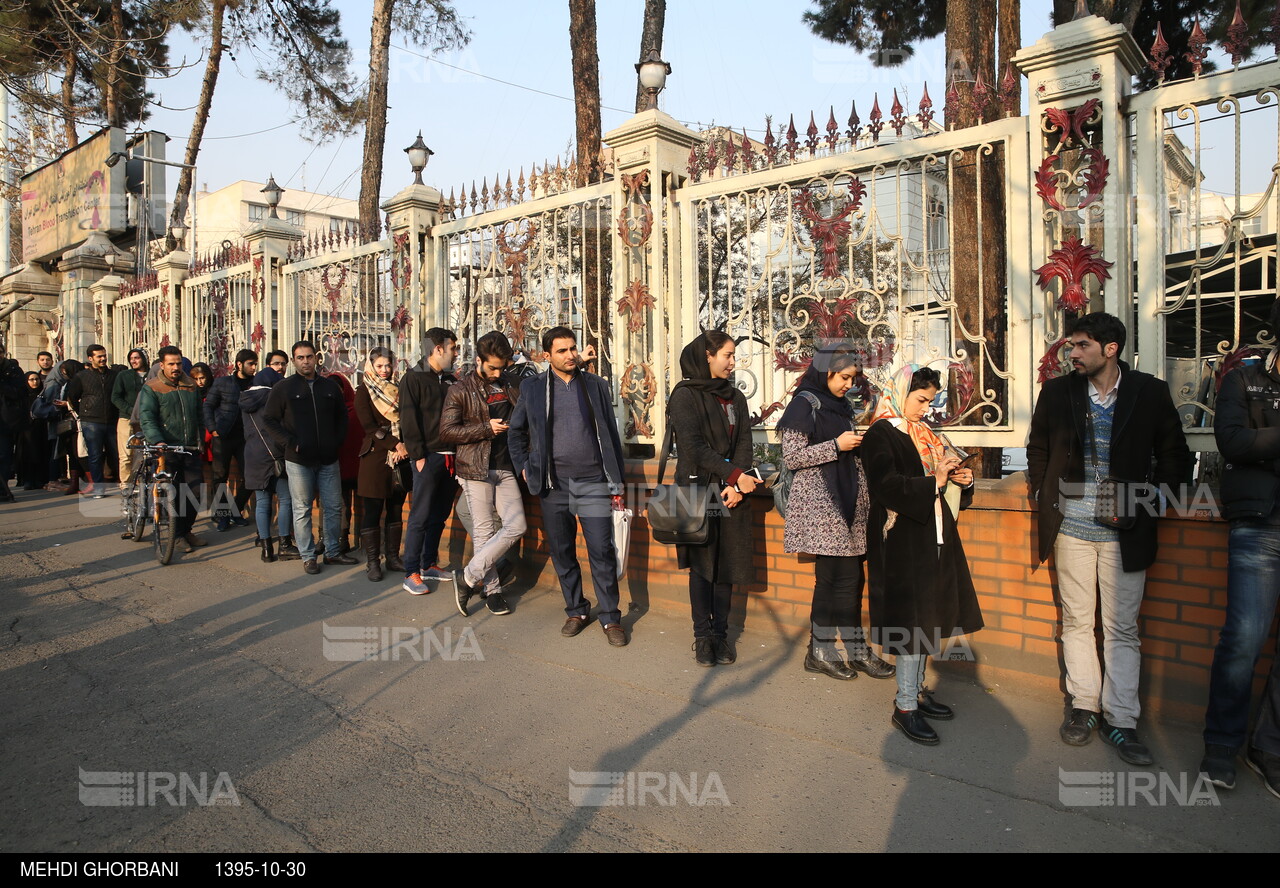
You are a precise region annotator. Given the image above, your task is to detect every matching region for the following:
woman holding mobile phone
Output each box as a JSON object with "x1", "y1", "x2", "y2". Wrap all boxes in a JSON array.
[
  {"x1": 667, "y1": 331, "x2": 756, "y2": 666},
  {"x1": 778, "y1": 346, "x2": 894, "y2": 681},
  {"x1": 355, "y1": 347, "x2": 410, "y2": 581},
  {"x1": 861, "y1": 365, "x2": 983, "y2": 745}
]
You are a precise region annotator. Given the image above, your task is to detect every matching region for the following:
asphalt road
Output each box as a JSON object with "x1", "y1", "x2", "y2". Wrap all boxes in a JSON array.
[{"x1": 1, "y1": 490, "x2": 1274, "y2": 853}]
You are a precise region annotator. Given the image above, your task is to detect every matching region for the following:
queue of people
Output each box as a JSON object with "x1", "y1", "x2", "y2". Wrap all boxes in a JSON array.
[{"x1": 0, "y1": 305, "x2": 1277, "y2": 797}]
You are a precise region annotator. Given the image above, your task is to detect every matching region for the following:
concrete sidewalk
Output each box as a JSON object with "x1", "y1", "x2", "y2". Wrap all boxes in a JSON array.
[{"x1": 0, "y1": 491, "x2": 1273, "y2": 853}]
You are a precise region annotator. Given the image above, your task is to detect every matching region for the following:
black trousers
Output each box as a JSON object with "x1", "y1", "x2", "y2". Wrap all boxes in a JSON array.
[
  {"x1": 361, "y1": 492, "x2": 407, "y2": 531},
  {"x1": 689, "y1": 571, "x2": 733, "y2": 639},
  {"x1": 541, "y1": 479, "x2": 621, "y2": 626},
  {"x1": 210, "y1": 432, "x2": 251, "y2": 516},
  {"x1": 811, "y1": 554, "x2": 865, "y2": 642}
]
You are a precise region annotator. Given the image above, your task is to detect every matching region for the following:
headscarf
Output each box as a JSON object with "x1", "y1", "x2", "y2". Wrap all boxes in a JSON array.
[
  {"x1": 190, "y1": 362, "x2": 213, "y2": 402},
  {"x1": 328, "y1": 371, "x2": 356, "y2": 407},
  {"x1": 869, "y1": 363, "x2": 949, "y2": 473},
  {"x1": 670, "y1": 333, "x2": 739, "y2": 459},
  {"x1": 251, "y1": 367, "x2": 283, "y2": 388},
  {"x1": 362, "y1": 354, "x2": 401, "y2": 437},
  {"x1": 24, "y1": 371, "x2": 42, "y2": 408},
  {"x1": 776, "y1": 346, "x2": 862, "y2": 524}
]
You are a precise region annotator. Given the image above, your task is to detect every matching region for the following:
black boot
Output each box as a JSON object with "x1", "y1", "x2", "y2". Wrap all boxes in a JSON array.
[
  {"x1": 278, "y1": 535, "x2": 301, "y2": 561},
  {"x1": 260, "y1": 537, "x2": 277, "y2": 563},
  {"x1": 362, "y1": 528, "x2": 383, "y2": 581},
  {"x1": 846, "y1": 626, "x2": 896, "y2": 679},
  {"x1": 804, "y1": 636, "x2": 857, "y2": 680},
  {"x1": 0, "y1": 477, "x2": 15, "y2": 503},
  {"x1": 383, "y1": 523, "x2": 405, "y2": 572}
]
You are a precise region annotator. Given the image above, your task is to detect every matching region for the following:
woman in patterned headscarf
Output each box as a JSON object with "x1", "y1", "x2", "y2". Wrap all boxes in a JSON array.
[
  {"x1": 355, "y1": 347, "x2": 409, "y2": 582},
  {"x1": 861, "y1": 363, "x2": 983, "y2": 747}
]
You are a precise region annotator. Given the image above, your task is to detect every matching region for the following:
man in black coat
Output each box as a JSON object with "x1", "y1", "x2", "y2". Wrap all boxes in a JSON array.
[
  {"x1": 1200, "y1": 298, "x2": 1280, "y2": 798},
  {"x1": 262, "y1": 341, "x2": 355, "y2": 574},
  {"x1": 398, "y1": 327, "x2": 460, "y2": 595},
  {"x1": 509, "y1": 326, "x2": 628, "y2": 646},
  {"x1": 64, "y1": 343, "x2": 119, "y2": 496},
  {"x1": 1027, "y1": 312, "x2": 1191, "y2": 767},
  {"x1": 204, "y1": 349, "x2": 258, "y2": 531}
]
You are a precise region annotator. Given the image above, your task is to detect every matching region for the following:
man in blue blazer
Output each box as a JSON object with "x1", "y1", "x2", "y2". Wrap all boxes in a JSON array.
[{"x1": 509, "y1": 326, "x2": 628, "y2": 646}]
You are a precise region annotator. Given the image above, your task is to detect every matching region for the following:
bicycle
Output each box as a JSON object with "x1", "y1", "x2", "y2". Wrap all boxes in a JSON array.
[{"x1": 126, "y1": 438, "x2": 196, "y2": 566}]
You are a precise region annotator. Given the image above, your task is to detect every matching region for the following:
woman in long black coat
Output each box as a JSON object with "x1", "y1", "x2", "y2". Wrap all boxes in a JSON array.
[
  {"x1": 666, "y1": 331, "x2": 759, "y2": 666},
  {"x1": 241, "y1": 366, "x2": 295, "y2": 562},
  {"x1": 862, "y1": 365, "x2": 983, "y2": 746},
  {"x1": 16, "y1": 372, "x2": 48, "y2": 490},
  {"x1": 354, "y1": 347, "x2": 408, "y2": 582}
]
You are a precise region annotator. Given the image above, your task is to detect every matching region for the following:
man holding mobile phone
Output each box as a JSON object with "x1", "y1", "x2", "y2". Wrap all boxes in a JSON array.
[{"x1": 439, "y1": 331, "x2": 525, "y2": 616}]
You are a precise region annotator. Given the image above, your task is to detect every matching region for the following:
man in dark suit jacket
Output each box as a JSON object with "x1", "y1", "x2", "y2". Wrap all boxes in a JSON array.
[
  {"x1": 203, "y1": 348, "x2": 258, "y2": 530},
  {"x1": 509, "y1": 326, "x2": 628, "y2": 646},
  {"x1": 1027, "y1": 312, "x2": 1191, "y2": 767}
]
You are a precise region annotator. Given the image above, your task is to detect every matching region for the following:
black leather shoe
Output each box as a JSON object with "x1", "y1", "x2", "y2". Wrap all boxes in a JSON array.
[
  {"x1": 892, "y1": 707, "x2": 940, "y2": 745},
  {"x1": 303, "y1": 559, "x2": 321, "y2": 575},
  {"x1": 1099, "y1": 720, "x2": 1153, "y2": 766},
  {"x1": 693, "y1": 637, "x2": 715, "y2": 667},
  {"x1": 804, "y1": 651, "x2": 857, "y2": 680},
  {"x1": 1060, "y1": 708, "x2": 1100, "y2": 746},
  {"x1": 326, "y1": 552, "x2": 359, "y2": 566},
  {"x1": 713, "y1": 636, "x2": 736, "y2": 665},
  {"x1": 848, "y1": 652, "x2": 896, "y2": 679},
  {"x1": 916, "y1": 691, "x2": 954, "y2": 720},
  {"x1": 561, "y1": 615, "x2": 590, "y2": 637}
]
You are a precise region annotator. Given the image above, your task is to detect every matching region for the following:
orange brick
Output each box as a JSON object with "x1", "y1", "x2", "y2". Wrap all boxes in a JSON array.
[
  {"x1": 1025, "y1": 602, "x2": 1060, "y2": 621},
  {"x1": 979, "y1": 596, "x2": 1023, "y2": 616},
  {"x1": 1165, "y1": 546, "x2": 1209, "y2": 567},
  {"x1": 976, "y1": 629, "x2": 1022, "y2": 650},
  {"x1": 1180, "y1": 605, "x2": 1226, "y2": 627},
  {"x1": 1137, "y1": 600, "x2": 1180, "y2": 621},
  {"x1": 1179, "y1": 567, "x2": 1227, "y2": 590},
  {"x1": 1143, "y1": 638, "x2": 1179, "y2": 659},
  {"x1": 1180, "y1": 526, "x2": 1227, "y2": 549},
  {"x1": 1146, "y1": 562, "x2": 1179, "y2": 582},
  {"x1": 1023, "y1": 637, "x2": 1061, "y2": 659},
  {"x1": 1141, "y1": 619, "x2": 1212, "y2": 645},
  {"x1": 1148, "y1": 582, "x2": 1212, "y2": 604},
  {"x1": 1180, "y1": 645, "x2": 1216, "y2": 666}
]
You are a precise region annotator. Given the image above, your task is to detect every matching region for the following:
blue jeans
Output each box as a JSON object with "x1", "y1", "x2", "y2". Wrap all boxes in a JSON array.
[
  {"x1": 895, "y1": 653, "x2": 929, "y2": 711},
  {"x1": 285, "y1": 461, "x2": 342, "y2": 561},
  {"x1": 80, "y1": 420, "x2": 112, "y2": 484},
  {"x1": 254, "y1": 476, "x2": 294, "y2": 541},
  {"x1": 1205, "y1": 521, "x2": 1280, "y2": 754},
  {"x1": 401, "y1": 453, "x2": 458, "y2": 576}
]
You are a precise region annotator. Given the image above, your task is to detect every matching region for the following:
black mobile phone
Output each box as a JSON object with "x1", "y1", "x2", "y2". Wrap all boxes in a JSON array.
[
  {"x1": 744, "y1": 466, "x2": 764, "y2": 481},
  {"x1": 953, "y1": 453, "x2": 978, "y2": 469}
]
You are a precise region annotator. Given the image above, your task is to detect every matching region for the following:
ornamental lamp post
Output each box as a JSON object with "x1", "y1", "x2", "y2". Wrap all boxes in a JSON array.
[
  {"x1": 636, "y1": 48, "x2": 671, "y2": 111},
  {"x1": 261, "y1": 175, "x2": 284, "y2": 220},
  {"x1": 405, "y1": 132, "x2": 433, "y2": 186}
]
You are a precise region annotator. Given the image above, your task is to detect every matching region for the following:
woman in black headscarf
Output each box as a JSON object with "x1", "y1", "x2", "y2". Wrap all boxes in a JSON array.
[
  {"x1": 666, "y1": 331, "x2": 758, "y2": 666},
  {"x1": 17, "y1": 372, "x2": 49, "y2": 490},
  {"x1": 33, "y1": 359, "x2": 85, "y2": 495},
  {"x1": 776, "y1": 346, "x2": 894, "y2": 682}
]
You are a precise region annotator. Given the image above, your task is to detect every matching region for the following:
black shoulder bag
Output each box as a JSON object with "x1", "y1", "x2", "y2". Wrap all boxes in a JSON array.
[{"x1": 647, "y1": 414, "x2": 712, "y2": 545}]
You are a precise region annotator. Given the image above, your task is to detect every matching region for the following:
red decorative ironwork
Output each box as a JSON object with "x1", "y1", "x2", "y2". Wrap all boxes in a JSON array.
[
  {"x1": 937, "y1": 360, "x2": 975, "y2": 427},
  {"x1": 321, "y1": 264, "x2": 348, "y2": 325},
  {"x1": 724, "y1": 131, "x2": 737, "y2": 171},
  {"x1": 764, "y1": 118, "x2": 779, "y2": 166},
  {"x1": 917, "y1": 84, "x2": 934, "y2": 130},
  {"x1": 944, "y1": 80, "x2": 960, "y2": 128},
  {"x1": 390, "y1": 304, "x2": 413, "y2": 344},
  {"x1": 868, "y1": 95, "x2": 883, "y2": 143},
  {"x1": 617, "y1": 171, "x2": 654, "y2": 247},
  {"x1": 1034, "y1": 236, "x2": 1114, "y2": 313},
  {"x1": 158, "y1": 289, "x2": 170, "y2": 323},
  {"x1": 133, "y1": 305, "x2": 147, "y2": 333},
  {"x1": 805, "y1": 112, "x2": 820, "y2": 157},
  {"x1": 251, "y1": 322, "x2": 266, "y2": 352},
  {"x1": 251, "y1": 257, "x2": 264, "y2": 303},
  {"x1": 159, "y1": 333, "x2": 170, "y2": 349},
  {"x1": 785, "y1": 114, "x2": 799, "y2": 162},
  {"x1": 846, "y1": 101, "x2": 861, "y2": 143},
  {"x1": 1078, "y1": 147, "x2": 1109, "y2": 208},
  {"x1": 1186, "y1": 17, "x2": 1208, "y2": 77},
  {"x1": 1035, "y1": 158, "x2": 1065, "y2": 212},
  {"x1": 969, "y1": 68, "x2": 992, "y2": 123},
  {"x1": 687, "y1": 144, "x2": 700, "y2": 182},
  {"x1": 388, "y1": 232, "x2": 412, "y2": 291},
  {"x1": 740, "y1": 129, "x2": 755, "y2": 171},
  {"x1": 1044, "y1": 99, "x2": 1099, "y2": 151},
  {"x1": 617, "y1": 281, "x2": 655, "y2": 332},
  {"x1": 999, "y1": 63, "x2": 1019, "y2": 117},
  {"x1": 621, "y1": 362, "x2": 656, "y2": 438},
  {"x1": 496, "y1": 221, "x2": 537, "y2": 302},
  {"x1": 94, "y1": 307, "x2": 102, "y2": 339},
  {"x1": 1215, "y1": 345, "x2": 1267, "y2": 391},
  {"x1": 800, "y1": 180, "x2": 865, "y2": 280},
  {"x1": 825, "y1": 107, "x2": 839, "y2": 153},
  {"x1": 890, "y1": 89, "x2": 907, "y2": 137},
  {"x1": 1225, "y1": 1, "x2": 1250, "y2": 68},
  {"x1": 1036, "y1": 337, "x2": 1071, "y2": 383},
  {"x1": 501, "y1": 306, "x2": 531, "y2": 348}
]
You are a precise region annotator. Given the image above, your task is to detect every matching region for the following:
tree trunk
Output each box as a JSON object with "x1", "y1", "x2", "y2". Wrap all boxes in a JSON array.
[
  {"x1": 998, "y1": 0, "x2": 1021, "y2": 113},
  {"x1": 359, "y1": 0, "x2": 395, "y2": 233},
  {"x1": 61, "y1": 45, "x2": 78, "y2": 148},
  {"x1": 105, "y1": 0, "x2": 125, "y2": 127},
  {"x1": 168, "y1": 0, "x2": 228, "y2": 253},
  {"x1": 568, "y1": 0, "x2": 602, "y2": 187},
  {"x1": 634, "y1": 0, "x2": 666, "y2": 113}
]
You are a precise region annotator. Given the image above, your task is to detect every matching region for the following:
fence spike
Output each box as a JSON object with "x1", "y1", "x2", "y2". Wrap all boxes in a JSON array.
[
  {"x1": 847, "y1": 100, "x2": 861, "y2": 143},
  {"x1": 944, "y1": 79, "x2": 960, "y2": 129},
  {"x1": 918, "y1": 83, "x2": 935, "y2": 130},
  {"x1": 741, "y1": 128, "x2": 755, "y2": 171},
  {"x1": 890, "y1": 88, "x2": 906, "y2": 137},
  {"x1": 1149, "y1": 22, "x2": 1172, "y2": 84},
  {"x1": 724, "y1": 130, "x2": 737, "y2": 171},
  {"x1": 825, "y1": 105, "x2": 839, "y2": 153},
  {"x1": 869, "y1": 93, "x2": 884, "y2": 143},
  {"x1": 785, "y1": 113, "x2": 798, "y2": 162},
  {"x1": 764, "y1": 117, "x2": 778, "y2": 166},
  {"x1": 805, "y1": 111, "x2": 819, "y2": 157},
  {"x1": 1185, "y1": 16, "x2": 1208, "y2": 78},
  {"x1": 516, "y1": 168, "x2": 525, "y2": 202},
  {"x1": 1225, "y1": 0, "x2": 1249, "y2": 68}
]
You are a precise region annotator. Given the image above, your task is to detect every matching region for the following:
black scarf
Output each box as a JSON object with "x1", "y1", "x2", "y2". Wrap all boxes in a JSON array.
[
  {"x1": 670, "y1": 334, "x2": 739, "y2": 459},
  {"x1": 776, "y1": 353, "x2": 860, "y2": 524}
]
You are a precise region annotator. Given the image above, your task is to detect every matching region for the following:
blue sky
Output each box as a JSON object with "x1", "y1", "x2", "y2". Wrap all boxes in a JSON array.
[{"x1": 136, "y1": 0, "x2": 1061, "y2": 212}]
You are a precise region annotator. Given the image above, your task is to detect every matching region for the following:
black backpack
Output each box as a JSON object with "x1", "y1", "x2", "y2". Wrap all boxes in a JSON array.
[{"x1": 771, "y1": 391, "x2": 820, "y2": 518}]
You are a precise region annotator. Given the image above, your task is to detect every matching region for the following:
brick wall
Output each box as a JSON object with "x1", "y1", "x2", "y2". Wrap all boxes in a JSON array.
[{"x1": 438, "y1": 463, "x2": 1277, "y2": 718}]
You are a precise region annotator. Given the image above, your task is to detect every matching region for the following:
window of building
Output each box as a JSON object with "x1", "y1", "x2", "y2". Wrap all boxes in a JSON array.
[
  {"x1": 330, "y1": 217, "x2": 343, "y2": 234},
  {"x1": 286, "y1": 209, "x2": 304, "y2": 227},
  {"x1": 248, "y1": 204, "x2": 266, "y2": 222}
]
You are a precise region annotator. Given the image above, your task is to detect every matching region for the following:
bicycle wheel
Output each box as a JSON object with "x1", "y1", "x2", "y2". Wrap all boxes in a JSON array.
[
  {"x1": 127, "y1": 485, "x2": 148, "y2": 543},
  {"x1": 153, "y1": 483, "x2": 178, "y2": 565}
]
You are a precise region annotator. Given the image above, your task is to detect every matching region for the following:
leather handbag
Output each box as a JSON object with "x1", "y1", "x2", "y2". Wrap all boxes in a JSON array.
[{"x1": 646, "y1": 417, "x2": 712, "y2": 545}]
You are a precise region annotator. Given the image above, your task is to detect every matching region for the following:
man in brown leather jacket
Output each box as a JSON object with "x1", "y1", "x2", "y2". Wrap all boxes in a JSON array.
[{"x1": 440, "y1": 331, "x2": 526, "y2": 617}]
